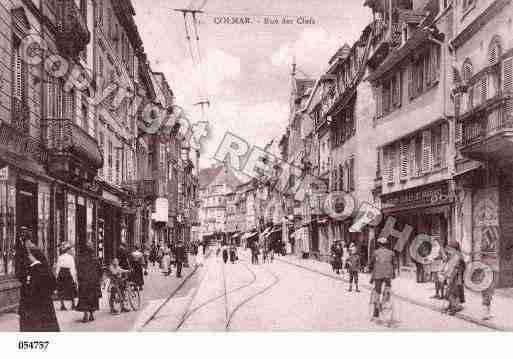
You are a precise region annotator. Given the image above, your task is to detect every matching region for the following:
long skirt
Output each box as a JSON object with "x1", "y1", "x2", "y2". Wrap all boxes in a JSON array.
[{"x1": 56, "y1": 268, "x2": 77, "y2": 300}]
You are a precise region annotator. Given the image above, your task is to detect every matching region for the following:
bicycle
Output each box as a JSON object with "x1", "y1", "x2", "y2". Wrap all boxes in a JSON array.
[{"x1": 106, "y1": 272, "x2": 142, "y2": 312}]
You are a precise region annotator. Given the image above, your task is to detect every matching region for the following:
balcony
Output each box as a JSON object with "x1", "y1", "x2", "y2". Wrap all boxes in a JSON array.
[
  {"x1": 367, "y1": 20, "x2": 401, "y2": 68},
  {"x1": 44, "y1": 118, "x2": 103, "y2": 182},
  {"x1": 457, "y1": 95, "x2": 513, "y2": 161},
  {"x1": 55, "y1": 0, "x2": 90, "y2": 58},
  {"x1": 11, "y1": 97, "x2": 29, "y2": 134}
]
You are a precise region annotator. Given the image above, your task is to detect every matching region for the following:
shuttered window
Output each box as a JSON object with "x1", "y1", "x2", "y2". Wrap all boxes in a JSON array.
[
  {"x1": 422, "y1": 129, "x2": 432, "y2": 173},
  {"x1": 441, "y1": 123, "x2": 449, "y2": 168},
  {"x1": 488, "y1": 36, "x2": 502, "y2": 65},
  {"x1": 400, "y1": 140, "x2": 408, "y2": 180},
  {"x1": 375, "y1": 86, "x2": 382, "y2": 118},
  {"x1": 408, "y1": 137, "x2": 416, "y2": 177},
  {"x1": 503, "y1": 57, "x2": 513, "y2": 94},
  {"x1": 13, "y1": 40, "x2": 24, "y2": 100},
  {"x1": 349, "y1": 158, "x2": 355, "y2": 192},
  {"x1": 63, "y1": 90, "x2": 75, "y2": 120}
]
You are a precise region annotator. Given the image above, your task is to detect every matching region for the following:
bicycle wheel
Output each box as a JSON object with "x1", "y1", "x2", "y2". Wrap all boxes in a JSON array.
[
  {"x1": 126, "y1": 283, "x2": 141, "y2": 311},
  {"x1": 110, "y1": 286, "x2": 123, "y2": 313}
]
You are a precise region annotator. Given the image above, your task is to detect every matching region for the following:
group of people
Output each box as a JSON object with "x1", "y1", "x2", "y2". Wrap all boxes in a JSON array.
[
  {"x1": 249, "y1": 240, "x2": 274, "y2": 265},
  {"x1": 148, "y1": 241, "x2": 189, "y2": 278},
  {"x1": 330, "y1": 241, "x2": 362, "y2": 292},
  {"x1": 217, "y1": 243, "x2": 238, "y2": 264},
  {"x1": 16, "y1": 228, "x2": 104, "y2": 332}
]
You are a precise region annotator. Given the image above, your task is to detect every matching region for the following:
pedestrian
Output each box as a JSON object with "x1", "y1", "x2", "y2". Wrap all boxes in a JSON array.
[
  {"x1": 55, "y1": 243, "x2": 77, "y2": 311},
  {"x1": 482, "y1": 282, "x2": 495, "y2": 320},
  {"x1": 117, "y1": 242, "x2": 131, "y2": 271},
  {"x1": 229, "y1": 245, "x2": 237, "y2": 264},
  {"x1": 369, "y1": 237, "x2": 396, "y2": 320},
  {"x1": 161, "y1": 247, "x2": 172, "y2": 276},
  {"x1": 347, "y1": 246, "x2": 361, "y2": 292},
  {"x1": 19, "y1": 245, "x2": 60, "y2": 332},
  {"x1": 76, "y1": 241, "x2": 102, "y2": 323},
  {"x1": 107, "y1": 258, "x2": 130, "y2": 314},
  {"x1": 149, "y1": 244, "x2": 157, "y2": 267},
  {"x1": 196, "y1": 242, "x2": 204, "y2": 267},
  {"x1": 442, "y1": 241, "x2": 465, "y2": 316},
  {"x1": 222, "y1": 245, "x2": 229, "y2": 264},
  {"x1": 174, "y1": 241, "x2": 186, "y2": 278},
  {"x1": 430, "y1": 243, "x2": 447, "y2": 299},
  {"x1": 331, "y1": 241, "x2": 343, "y2": 275},
  {"x1": 130, "y1": 246, "x2": 145, "y2": 290}
]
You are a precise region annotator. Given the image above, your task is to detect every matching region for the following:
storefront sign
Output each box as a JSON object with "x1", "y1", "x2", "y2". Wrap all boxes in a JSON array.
[
  {"x1": 382, "y1": 182, "x2": 450, "y2": 209},
  {"x1": 153, "y1": 198, "x2": 168, "y2": 223}
]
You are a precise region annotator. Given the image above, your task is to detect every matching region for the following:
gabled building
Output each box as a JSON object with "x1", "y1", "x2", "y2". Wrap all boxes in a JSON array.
[{"x1": 367, "y1": 0, "x2": 454, "y2": 270}]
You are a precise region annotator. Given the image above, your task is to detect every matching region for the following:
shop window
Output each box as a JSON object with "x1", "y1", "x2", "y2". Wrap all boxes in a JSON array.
[{"x1": 67, "y1": 195, "x2": 76, "y2": 248}]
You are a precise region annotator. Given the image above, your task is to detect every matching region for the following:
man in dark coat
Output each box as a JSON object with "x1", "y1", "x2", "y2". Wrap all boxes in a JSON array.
[
  {"x1": 370, "y1": 237, "x2": 396, "y2": 319},
  {"x1": 19, "y1": 247, "x2": 60, "y2": 332},
  {"x1": 117, "y1": 243, "x2": 131, "y2": 271},
  {"x1": 174, "y1": 241, "x2": 186, "y2": 278}
]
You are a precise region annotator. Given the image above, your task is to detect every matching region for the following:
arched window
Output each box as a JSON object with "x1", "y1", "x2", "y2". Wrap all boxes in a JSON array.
[
  {"x1": 488, "y1": 35, "x2": 502, "y2": 65},
  {"x1": 462, "y1": 58, "x2": 473, "y2": 83}
]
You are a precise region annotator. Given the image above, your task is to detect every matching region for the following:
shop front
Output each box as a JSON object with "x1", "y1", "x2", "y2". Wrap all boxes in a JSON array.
[
  {"x1": 380, "y1": 181, "x2": 453, "y2": 275},
  {"x1": 455, "y1": 165, "x2": 513, "y2": 288}
]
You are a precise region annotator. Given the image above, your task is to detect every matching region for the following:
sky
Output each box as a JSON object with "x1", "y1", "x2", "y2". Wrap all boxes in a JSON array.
[{"x1": 132, "y1": 0, "x2": 372, "y2": 169}]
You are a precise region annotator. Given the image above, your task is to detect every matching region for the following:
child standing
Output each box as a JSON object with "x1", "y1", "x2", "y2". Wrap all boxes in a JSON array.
[{"x1": 347, "y1": 246, "x2": 361, "y2": 292}]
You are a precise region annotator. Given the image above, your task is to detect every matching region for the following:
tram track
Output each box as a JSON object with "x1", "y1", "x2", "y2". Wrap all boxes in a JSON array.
[{"x1": 140, "y1": 250, "x2": 280, "y2": 331}]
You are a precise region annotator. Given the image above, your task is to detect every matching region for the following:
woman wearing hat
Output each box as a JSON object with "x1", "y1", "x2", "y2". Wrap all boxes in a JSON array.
[
  {"x1": 76, "y1": 241, "x2": 102, "y2": 322},
  {"x1": 55, "y1": 243, "x2": 77, "y2": 311},
  {"x1": 19, "y1": 246, "x2": 60, "y2": 331}
]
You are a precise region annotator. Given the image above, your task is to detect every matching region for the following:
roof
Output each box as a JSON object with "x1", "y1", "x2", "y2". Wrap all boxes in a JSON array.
[
  {"x1": 198, "y1": 165, "x2": 243, "y2": 190},
  {"x1": 295, "y1": 79, "x2": 315, "y2": 98},
  {"x1": 366, "y1": 29, "x2": 434, "y2": 83}
]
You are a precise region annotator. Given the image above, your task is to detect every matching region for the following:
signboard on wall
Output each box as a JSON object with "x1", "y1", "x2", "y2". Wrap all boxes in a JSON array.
[{"x1": 152, "y1": 198, "x2": 169, "y2": 223}]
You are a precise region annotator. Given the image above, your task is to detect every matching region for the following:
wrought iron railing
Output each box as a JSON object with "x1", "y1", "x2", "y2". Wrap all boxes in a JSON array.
[
  {"x1": 457, "y1": 95, "x2": 513, "y2": 147},
  {"x1": 11, "y1": 97, "x2": 29, "y2": 134},
  {"x1": 44, "y1": 118, "x2": 103, "y2": 169},
  {"x1": 56, "y1": 0, "x2": 90, "y2": 56}
]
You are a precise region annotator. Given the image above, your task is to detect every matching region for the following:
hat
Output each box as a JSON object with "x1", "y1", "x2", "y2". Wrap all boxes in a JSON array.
[
  {"x1": 60, "y1": 242, "x2": 72, "y2": 252},
  {"x1": 377, "y1": 237, "x2": 388, "y2": 245}
]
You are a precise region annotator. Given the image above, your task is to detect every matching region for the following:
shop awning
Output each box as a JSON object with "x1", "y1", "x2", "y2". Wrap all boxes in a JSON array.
[{"x1": 241, "y1": 231, "x2": 258, "y2": 240}]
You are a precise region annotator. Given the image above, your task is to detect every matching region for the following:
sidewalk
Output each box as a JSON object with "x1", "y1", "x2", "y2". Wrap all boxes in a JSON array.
[
  {"x1": 279, "y1": 255, "x2": 513, "y2": 331},
  {"x1": 0, "y1": 260, "x2": 197, "y2": 332}
]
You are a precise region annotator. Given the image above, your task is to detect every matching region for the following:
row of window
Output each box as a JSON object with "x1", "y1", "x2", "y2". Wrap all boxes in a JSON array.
[
  {"x1": 331, "y1": 102, "x2": 356, "y2": 148},
  {"x1": 375, "y1": 44, "x2": 440, "y2": 119},
  {"x1": 380, "y1": 123, "x2": 448, "y2": 184}
]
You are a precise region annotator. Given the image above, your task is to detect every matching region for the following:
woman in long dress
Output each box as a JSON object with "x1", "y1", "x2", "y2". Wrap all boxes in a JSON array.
[
  {"x1": 196, "y1": 243, "x2": 204, "y2": 267},
  {"x1": 55, "y1": 243, "x2": 77, "y2": 311},
  {"x1": 19, "y1": 247, "x2": 60, "y2": 332},
  {"x1": 76, "y1": 241, "x2": 102, "y2": 322}
]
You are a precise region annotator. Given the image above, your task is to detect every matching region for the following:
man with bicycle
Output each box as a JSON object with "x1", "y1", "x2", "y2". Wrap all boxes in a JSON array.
[{"x1": 369, "y1": 237, "x2": 396, "y2": 320}]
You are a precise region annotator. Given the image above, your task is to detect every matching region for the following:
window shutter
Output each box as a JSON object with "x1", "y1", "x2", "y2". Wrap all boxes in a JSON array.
[
  {"x1": 455, "y1": 121, "x2": 463, "y2": 145},
  {"x1": 441, "y1": 123, "x2": 449, "y2": 168},
  {"x1": 14, "y1": 46, "x2": 23, "y2": 100},
  {"x1": 503, "y1": 57, "x2": 513, "y2": 94},
  {"x1": 408, "y1": 66, "x2": 414, "y2": 99},
  {"x1": 473, "y1": 82, "x2": 481, "y2": 107},
  {"x1": 375, "y1": 85, "x2": 382, "y2": 118},
  {"x1": 400, "y1": 140, "x2": 408, "y2": 179},
  {"x1": 480, "y1": 77, "x2": 487, "y2": 103},
  {"x1": 408, "y1": 137, "x2": 416, "y2": 177},
  {"x1": 349, "y1": 158, "x2": 355, "y2": 191},
  {"x1": 422, "y1": 129, "x2": 432, "y2": 173}
]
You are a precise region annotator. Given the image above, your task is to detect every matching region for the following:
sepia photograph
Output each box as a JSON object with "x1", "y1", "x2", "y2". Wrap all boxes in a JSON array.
[{"x1": 0, "y1": 0, "x2": 513, "y2": 348}]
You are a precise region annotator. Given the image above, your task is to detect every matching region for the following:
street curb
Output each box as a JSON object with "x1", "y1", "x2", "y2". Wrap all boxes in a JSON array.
[
  {"x1": 134, "y1": 265, "x2": 199, "y2": 331},
  {"x1": 278, "y1": 257, "x2": 510, "y2": 331}
]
